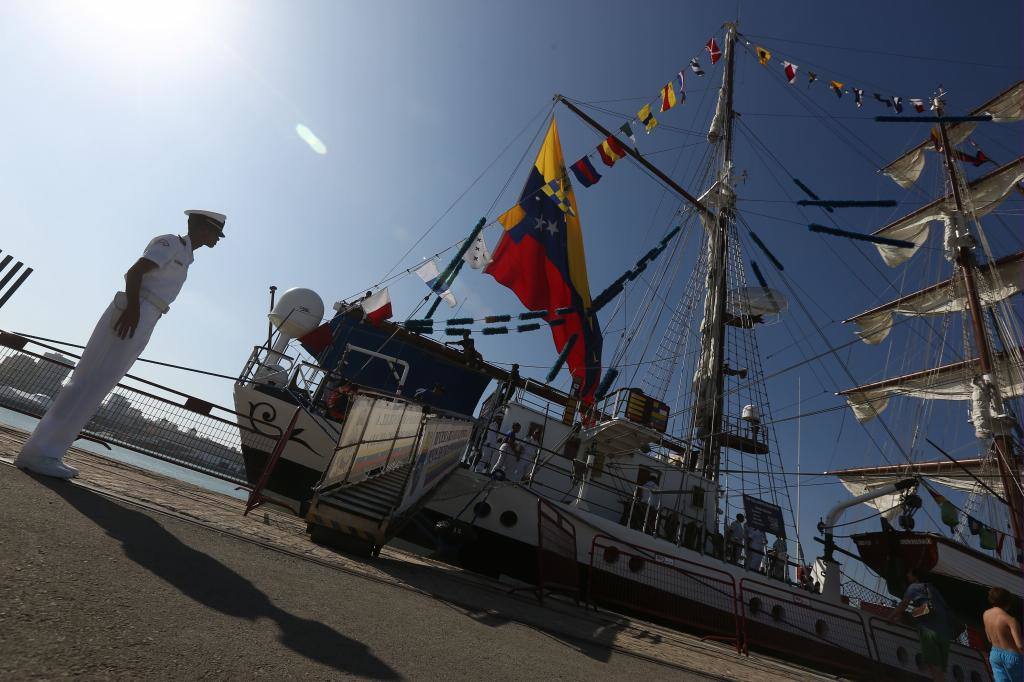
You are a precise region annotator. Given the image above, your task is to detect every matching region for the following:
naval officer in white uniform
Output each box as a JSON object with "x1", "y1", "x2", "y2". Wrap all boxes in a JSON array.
[{"x1": 15, "y1": 210, "x2": 225, "y2": 479}]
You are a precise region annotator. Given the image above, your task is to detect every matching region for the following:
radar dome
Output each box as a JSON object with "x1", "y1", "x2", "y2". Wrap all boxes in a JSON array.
[{"x1": 268, "y1": 287, "x2": 325, "y2": 338}]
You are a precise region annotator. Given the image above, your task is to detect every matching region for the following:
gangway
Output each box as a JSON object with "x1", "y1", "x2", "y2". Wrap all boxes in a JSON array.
[{"x1": 305, "y1": 391, "x2": 474, "y2": 556}]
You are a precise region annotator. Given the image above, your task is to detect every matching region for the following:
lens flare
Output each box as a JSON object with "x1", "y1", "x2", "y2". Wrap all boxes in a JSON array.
[{"x1": 295, "y1": 124, "x2": 327, "y2": 155}]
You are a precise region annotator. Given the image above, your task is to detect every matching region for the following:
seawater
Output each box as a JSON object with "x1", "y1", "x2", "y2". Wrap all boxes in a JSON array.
[{"x1": 0, "y1": 406, "x2": 246, "y2": 500}]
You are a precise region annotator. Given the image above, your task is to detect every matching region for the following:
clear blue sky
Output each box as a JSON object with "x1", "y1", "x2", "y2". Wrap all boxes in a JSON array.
[{"x1": 2, "y1": 1, "x2": 1021, "y2": 570}]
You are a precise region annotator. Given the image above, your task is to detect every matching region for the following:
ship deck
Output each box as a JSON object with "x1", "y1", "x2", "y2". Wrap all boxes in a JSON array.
[{"x1": 0, "y1": 424, "x2": 838, "y2": 680}]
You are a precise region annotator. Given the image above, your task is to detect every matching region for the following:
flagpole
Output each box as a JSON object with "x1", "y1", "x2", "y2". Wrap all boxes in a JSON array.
[
  {"x1": 422, "y1": 217, "x2": 487, "y2": 320},
  {"x1": 554, "y1": 96, "x2": 714, "y2": 221}
]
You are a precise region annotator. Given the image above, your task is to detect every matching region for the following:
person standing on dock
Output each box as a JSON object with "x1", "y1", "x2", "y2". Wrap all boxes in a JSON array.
[
  {"x1": 983, "y1": 587, "x2": 1022, "y2": 682},
  {"x1": 15, "y1": 210, "x2": 226, "y2": 479}
]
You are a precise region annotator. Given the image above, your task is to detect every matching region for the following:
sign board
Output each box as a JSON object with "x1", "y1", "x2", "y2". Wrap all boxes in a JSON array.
[
  {"x1": 323, "y1": 395, "x2": 423, "y2": 488},
  {"x1": 396, "y1": 416, "x2": 474, "y2": 514},
  {"x1": 743, "y1": 494, "x2": 785, "y2": 538},
  {"x1": 624, "y1": 389, "x2": 669, "y2": 433}
]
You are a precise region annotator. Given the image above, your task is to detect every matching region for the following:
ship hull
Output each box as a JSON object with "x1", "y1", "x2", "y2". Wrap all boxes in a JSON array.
[{"x1": 424, "y1": 468, "x2": 992, "y2": 681}]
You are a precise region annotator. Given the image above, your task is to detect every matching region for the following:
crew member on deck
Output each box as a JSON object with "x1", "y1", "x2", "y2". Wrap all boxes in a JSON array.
[{"x1": 15, "y1": 210, "x2": 226, "y2": 479}]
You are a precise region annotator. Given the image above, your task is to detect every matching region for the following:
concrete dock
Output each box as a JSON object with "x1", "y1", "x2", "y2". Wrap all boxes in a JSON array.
[{"x1": 0, "y1": 425, "x2": 838, "y2": 680}]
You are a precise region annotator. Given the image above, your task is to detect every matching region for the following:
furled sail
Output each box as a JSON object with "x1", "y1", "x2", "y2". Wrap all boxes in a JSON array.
[
  {"x1": 881, "y1": 81, "x2": 1024, "y2": 189},
  {"x1": 872, "y1": 156, "x2": 1024, "y2": 267},
  {"x1": 845, "y1": 252, "x2": 1024, "y2": 344},
  {"x1": 838, "y1": 349, "x2": 1024, "y2": 423},
  {"x1": 692, "y1": 170, "x2": 735, "y2": 432},
  {"x1": 829, "y1": 458, "x2": 1005, "y2": 517}
]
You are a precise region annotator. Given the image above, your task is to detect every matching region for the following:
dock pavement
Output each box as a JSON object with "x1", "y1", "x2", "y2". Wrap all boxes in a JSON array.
[{"x1": 0, "y1": 425, "x2": 839, "y2": 680}]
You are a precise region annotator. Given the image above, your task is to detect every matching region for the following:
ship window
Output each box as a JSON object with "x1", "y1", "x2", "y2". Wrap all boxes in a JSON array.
[
  {"x1": 770, "y1": 605, "x2": 784, "y2": 622},
  {"x1": 814, "y1": 619, "x2": 828, "y2": 637},
  {"x1": 748, "y1": 598, "x2": 762, "y2": 616},
  {"x1": 603, "y1": 546, "x2": 620, "y2": 564},
  {"x1": 914, "y1": 652, "x2": 924, "y2": 670},
  {"x1": 951, "y1": 665, "x2": 964, "y2": 682},
  {"x1": 499, "y1": 510, "x2": 518, "y2": 528},
  {"x1": 628, "y1": 556, "x2": 645, "y2": 573},
  {"x1": 896, "y1": 646, "x2": 908, "y2": 665},
  {"x1": 473, "y1": 501, "x2": 491, "y2": 518}
]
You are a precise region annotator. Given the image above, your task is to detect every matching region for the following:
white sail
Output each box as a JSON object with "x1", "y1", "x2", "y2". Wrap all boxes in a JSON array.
[
  {"x1": 883, "y1": 123, "x2": 975, "y2": 189},
  {"x1": 873, "y1": 157, "x2": 1024, "y2": 267},
  {"x1": 831, "y1": 459, "x2": 1005, "y2": 517},
  {"x1": 846, "y1": 253, "x2": 1024, "y2": 344},
  {"x1": 881, "y1": 80, "x2": 1024, "y2": 189},
  {"x1": 839, "y1": 351, "x2": 1024, "y2": 423}
]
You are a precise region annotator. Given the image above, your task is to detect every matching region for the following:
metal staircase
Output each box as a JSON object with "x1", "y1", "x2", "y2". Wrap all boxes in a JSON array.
[{"x1": 306, "y1": 462, "x2": 414, "y2": 555}]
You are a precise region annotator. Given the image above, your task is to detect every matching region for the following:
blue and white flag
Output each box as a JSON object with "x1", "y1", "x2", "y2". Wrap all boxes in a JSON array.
[{"x1": 414, "y1": 260, "x2": 457, "y2": 307}]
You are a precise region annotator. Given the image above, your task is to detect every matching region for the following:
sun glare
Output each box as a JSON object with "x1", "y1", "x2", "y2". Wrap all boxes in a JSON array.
[{"x1": 58, "y1": 0, "x2": 220, "y2": 62}]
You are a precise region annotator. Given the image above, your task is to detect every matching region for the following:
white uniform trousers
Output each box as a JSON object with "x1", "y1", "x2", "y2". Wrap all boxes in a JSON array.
[{"x1": 18, "y1": 295, "x2": 161, "y2": 462}]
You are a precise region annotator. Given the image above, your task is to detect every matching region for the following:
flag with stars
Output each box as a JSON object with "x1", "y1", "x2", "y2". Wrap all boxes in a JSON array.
[
  {"x1": 463, "y1": 233, "x2": 491, "y2": 269},
  {"x1": 485, "y1": 117, "x2": 603, "y2": 401}
]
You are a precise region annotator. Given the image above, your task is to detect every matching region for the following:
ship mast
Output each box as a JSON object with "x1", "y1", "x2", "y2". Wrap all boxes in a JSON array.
[
  {"x1": 697, "y1": 23, "x2": 738, "y2": 480},
  {"x1": 934, "y1": 92, "x2": 1024, "y2": 551}
]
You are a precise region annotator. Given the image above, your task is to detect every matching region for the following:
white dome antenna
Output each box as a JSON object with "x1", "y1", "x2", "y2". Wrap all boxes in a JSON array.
[{"x1": 256, "y1": 287, "x2": 325, "y2": 386}]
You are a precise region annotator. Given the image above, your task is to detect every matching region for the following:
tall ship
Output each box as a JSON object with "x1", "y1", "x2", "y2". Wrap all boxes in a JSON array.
[{"x1": 229, "y1": 23, "x2": 1021, "y2": 681}]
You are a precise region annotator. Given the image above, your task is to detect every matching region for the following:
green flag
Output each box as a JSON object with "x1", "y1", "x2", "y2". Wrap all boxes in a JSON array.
[
  {"x1": 940, "y1": 501, "x2": 959, "y2": 528},
  {"x1": 979, "y1": 526, "x2": 997, "y2": 550}
]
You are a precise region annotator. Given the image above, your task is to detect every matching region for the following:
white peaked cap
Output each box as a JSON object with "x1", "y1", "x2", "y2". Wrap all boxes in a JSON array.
[{"x1": 184, "y1": 209, "x2": 227, "y2": 235}]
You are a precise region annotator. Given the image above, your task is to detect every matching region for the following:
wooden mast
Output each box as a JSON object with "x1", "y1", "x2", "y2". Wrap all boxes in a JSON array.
[
  {"x1": 934, "y1": 93, "x2": 1024, "y2": 552},
  {"x1": 700, "y1": 22, "x2": 738, "y2": 481}
]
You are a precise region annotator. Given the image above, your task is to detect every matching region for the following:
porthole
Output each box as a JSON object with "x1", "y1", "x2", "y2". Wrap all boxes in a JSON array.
[
  {"x1": 896, "y1": 646, "x2": 908, "y2": 665},
  {"x1": 915, "y1": 653, "x2": 924, "y2": 671},
  {"x1": 499, "y1": 510, "x2": 518, "y2": 527},
  {"x1": 748, "y1": 597, "x2": 762, "y2": 616},
  {"x1": 628, "y1": 556, "x2": 645, "y2": 573},
  {"x1": 603, "y1": 546, "x2": 620, "y2": 564},
  {"x1": 473, "y1": 501, "x2": 491, "y2": 518},
  {"x1": 814, "y1": 619, "x2": 828, "y2": 637},
  {"x1": 952, "y1": 665, "x2": 964, "y2": 682},
  {"x1": 770, "y1": 605, "x2": 785, "y2": 622}
]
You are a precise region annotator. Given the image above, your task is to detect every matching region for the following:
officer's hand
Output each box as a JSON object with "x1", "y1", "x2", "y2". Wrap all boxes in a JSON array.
[{"x1": 114, "y1": 305, "x2": 141, "y2": 339}]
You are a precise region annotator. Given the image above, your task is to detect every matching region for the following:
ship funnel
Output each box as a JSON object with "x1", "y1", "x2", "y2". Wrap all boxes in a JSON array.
[{"x1": 256, "y1": 287, "x2": 325, "y2": 386}]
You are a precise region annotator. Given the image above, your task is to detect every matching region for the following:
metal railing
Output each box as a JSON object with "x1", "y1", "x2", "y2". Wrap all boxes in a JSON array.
[
  {"x1": 0, "y1": 331, "x2": 279, "y2": 487},
  {"x1": 587, "y1": 533, "x2": 742, "y2": 653}
]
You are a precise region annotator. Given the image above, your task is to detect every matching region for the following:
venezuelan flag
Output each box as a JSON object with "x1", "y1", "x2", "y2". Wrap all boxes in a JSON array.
[{"x1": 486, "y1": 117, "x2": 603, "y2": 401}]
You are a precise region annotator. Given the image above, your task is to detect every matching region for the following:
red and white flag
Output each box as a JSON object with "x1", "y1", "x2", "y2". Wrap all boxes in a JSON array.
[
  {"x1": 910, "y1": 98, "x2": 925, "y2": 113},
  {"x1": 360, "y1": 288, "x2": 393, "y2": 324},
  {"x1": 782, "y1": 61, "x2": 798, "y2": 84},
  {"x1": 706, "y1": 37, "x2": 722, "y2": 65}
]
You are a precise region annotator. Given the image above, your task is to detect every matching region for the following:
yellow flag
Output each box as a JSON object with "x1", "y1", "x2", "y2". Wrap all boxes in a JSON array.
[
  {"x1": 756, "y1": 46, "x2": 771, "y2": 65},
  {"x1": 637, "y1": 103, "x2": 658, "y2": 133}
]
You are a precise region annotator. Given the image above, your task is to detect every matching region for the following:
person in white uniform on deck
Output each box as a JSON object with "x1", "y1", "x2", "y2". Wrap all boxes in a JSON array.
[
  {"x1": 746, "y1": 526, "x2": 766, "y2": 572},
  {"x1": 15, "y1": 210, "x2": 225, "y2": 479}
]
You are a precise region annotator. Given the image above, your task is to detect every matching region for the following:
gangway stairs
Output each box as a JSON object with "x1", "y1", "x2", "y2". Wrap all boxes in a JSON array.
[
  {"x1": 306, "y1": 462, "x2": 414, "y2": 555},
  {"x1": 304, "y1": 391, "x2": 476, "y2": 556}
]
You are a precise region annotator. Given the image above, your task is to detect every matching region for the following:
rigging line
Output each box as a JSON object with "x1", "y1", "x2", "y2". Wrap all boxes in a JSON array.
[
  {"x1": 337, "y1": 235, "x2": 468, "y2": 303},
  {"x1": 378, "y1": 100, "x2": 553, "y2": 282},
  {"x1": 740, "y1": 32, "x2": 1018, "y2": 71},
  {"x1": 578, "y1": 90, "x2": 713, "y2": 105},
  {"x1": 736, "y1": 42, "x2": 887, "y2": 171},
  {"x1": 10, "y1": 331, "x2": 239, "y2": 382},
  {"x1": 738, "y1": 36, "x2": 916, "y2": 99},
  {"x1": 734, "y1": 116, "x2": 943, "y2": 302},
  {"x1": 563, "y1": 97, "x2": 710, "y2": 139}
]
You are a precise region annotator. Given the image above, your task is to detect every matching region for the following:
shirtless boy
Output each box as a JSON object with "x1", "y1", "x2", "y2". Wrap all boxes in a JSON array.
[{"x1": 983, "y1": 587, "x2": 1022, "y2": 682}]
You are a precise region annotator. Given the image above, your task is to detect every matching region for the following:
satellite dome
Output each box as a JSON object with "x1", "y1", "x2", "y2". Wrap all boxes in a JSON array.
[{"x1": 268, "y1": 287, "x2": 325, "y2": 338}]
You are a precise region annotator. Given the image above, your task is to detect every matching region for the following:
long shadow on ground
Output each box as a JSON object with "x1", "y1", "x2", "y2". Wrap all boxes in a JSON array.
[{"x1": 39, "y1": 478, "x2": 398, "y2": 680}]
